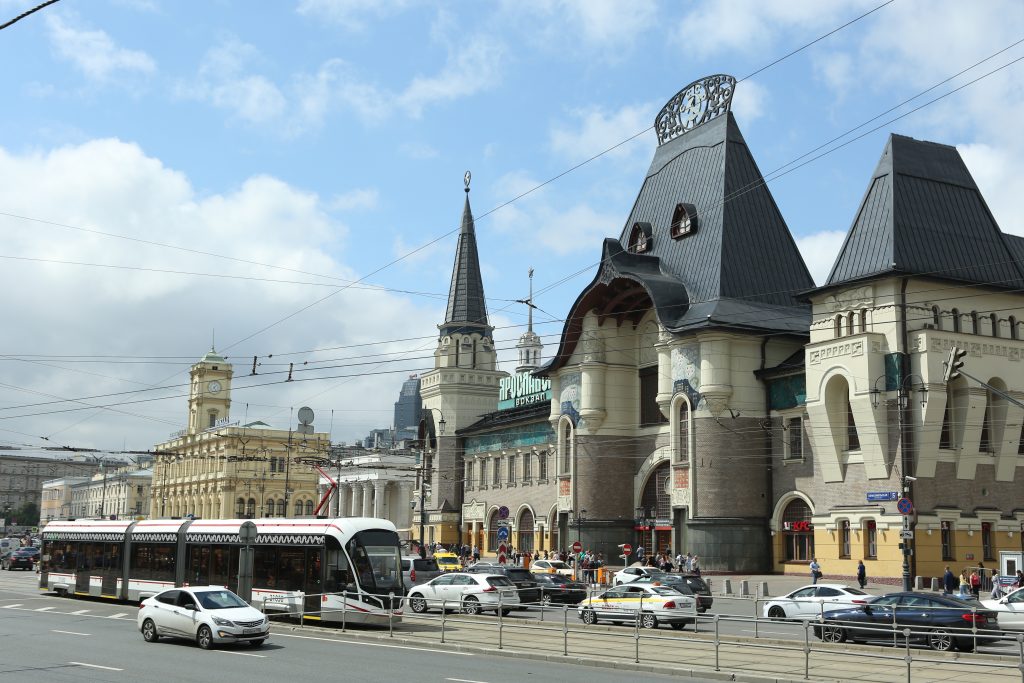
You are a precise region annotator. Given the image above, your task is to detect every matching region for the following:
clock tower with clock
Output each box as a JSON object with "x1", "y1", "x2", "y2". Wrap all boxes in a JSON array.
[{"x1": 188, "y1": 347, "x2": 233, "y2": 434}]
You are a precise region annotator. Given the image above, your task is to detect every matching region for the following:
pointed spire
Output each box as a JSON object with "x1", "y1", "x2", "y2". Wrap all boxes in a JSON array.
[
  {"x1": 527, "y1": 267, "x2": 534, "y2": 333},
  {"x1": 441, "y1": 172, "x2": 490, "y2": 336},
  {"x1": 516, "y1": 267, "x2": 543, "y2": 373}
]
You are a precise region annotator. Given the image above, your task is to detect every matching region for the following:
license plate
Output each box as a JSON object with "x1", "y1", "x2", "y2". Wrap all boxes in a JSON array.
[{"x1": 242, "y1": 628, "x2": 262, "y2": 635}]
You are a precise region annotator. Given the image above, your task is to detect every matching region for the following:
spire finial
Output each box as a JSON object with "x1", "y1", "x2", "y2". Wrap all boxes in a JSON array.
[
  {"x1": 464, "y1": 170, "x2": 471, "y2": 193},
  {"x1": 211, "y1": 329, "x2": 216, "y2": 351},
  {"x1": 527, "y1": 268, "x2": 534, "y2": 333}
]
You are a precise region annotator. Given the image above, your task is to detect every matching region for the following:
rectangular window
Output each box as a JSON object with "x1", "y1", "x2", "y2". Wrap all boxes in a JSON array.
[
  {"x1": 465, "y1": 462, "x2": 473, "y2": 489},
  {"x1": 786, "y1": 418, "x2": 803, "y2": 459},
  {"x1": 492, "y1": 458, "x2": 500, "y2": 487},
  {"x1": 941, "y1": 522, "x2": 954, "y2": 561},
  {"x1": 479, "y1": 461, "x2": 486, "y2": 487},
  {"x1": 538, "y1": 452, "x2": 547, "y2": 481},
  {"x1": 639, "y1": 366, "x2": 667, "y2": 427},
  {"x1": 523, "y1": 453, "x2": 532, "y2": 481},
  {"x1": 846, "y1": 400, "x2": 860, "y2": 451},
  {"x1": 982, "y1": 523, "x2": 994, "y2": 561},
  {"x1": 840, "y1": 521, "x2": 850, "y2": 558},
  {"x1": 507, "y1": 454, "x2": 516, "y2": 483},
  {"x1": 865, "y1": 522, "x2": 877, "y2": 559}
]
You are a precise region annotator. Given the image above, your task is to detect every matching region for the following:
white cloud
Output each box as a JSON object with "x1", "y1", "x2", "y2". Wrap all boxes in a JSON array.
[
  {"x1": 45, "y1": 13, "x2": 156, "y2": 81},
  {"x1": 398, "y1": 36, "x2": 505, "y2": 117},
  {"x1": 179, "y1": 37, "x2": 287, "y2": 125},
  {"x1": 549, "y1": 103, "x2": 656, "y2": 164},
  {"x1": 796, "y1": 230, "x2": 848, "y2": 286},
  {"x1": 329, "y1": 188, "x2": 379, "y2": 211},
  {"x1": 296, "y1": 0, "x2": 411, "y2": 32},
  {"x1": 399, "y1": 142, "x2": 439, "y2": 160},
  {"x1": 731, "y1": 79, "x2": 769, "y2": 124},
  {"x1": 0, "y1": 139, "x2": 440, "y2": 447},
  {"x1": 498, "y1": 0, "x2": 657, "y2": 59}
]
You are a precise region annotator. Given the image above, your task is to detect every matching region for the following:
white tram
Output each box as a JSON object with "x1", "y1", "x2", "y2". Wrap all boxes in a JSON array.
[{"x1": 40, "y1": 517, "x2": 404, "y2": 625}]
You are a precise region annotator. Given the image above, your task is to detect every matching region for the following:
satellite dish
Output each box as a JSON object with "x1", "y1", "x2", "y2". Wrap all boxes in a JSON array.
[{"x1": 297, "y1": 406, "x2": 315, "y2": 425}]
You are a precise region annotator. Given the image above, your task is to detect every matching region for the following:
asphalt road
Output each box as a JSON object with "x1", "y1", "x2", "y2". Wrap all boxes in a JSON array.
[{"x1": 0, "y1": 570, "x2": 722, "y2": 683}]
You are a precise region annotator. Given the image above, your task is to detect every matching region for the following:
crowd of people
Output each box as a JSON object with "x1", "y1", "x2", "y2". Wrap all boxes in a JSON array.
[{"x1": 942, "y1": 563, "x2": 1024, "y2": 598}]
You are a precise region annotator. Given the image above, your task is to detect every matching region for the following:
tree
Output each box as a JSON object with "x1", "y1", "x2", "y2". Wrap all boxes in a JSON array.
[{"x1": 13, "y1": 501, "x2": 39, "y2": 526}]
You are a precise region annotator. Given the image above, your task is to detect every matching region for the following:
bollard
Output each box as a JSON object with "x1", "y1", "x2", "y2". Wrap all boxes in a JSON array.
[
  {"x1": 388, "y1": 592, "x2": 394, "y2": 638},
  {"x1": 634, "y1": 594, "x2": 642, "y2": 664},
  {"x1": 803, "y1": 619, "x2": 811, "y2": 681},
  {"x1": 972, "y1": 605, "x2": 978, "y2": 652},
  {"x1": 759, "y1": 580, "x2": 769, "y2": 597},
  {"x1": 904, "y1": 627, "x2": 912, "y2": 683},
  {"x1": 930, "y1": 577, "x2": 940, "y2": 592},
  {"x1": 441, "y1": 600, "x2": 447, "y2": 644},
  {"x1": 740, "y1": 579, "x2": 750, "y2": 597},
  {"x1": 714, "y1": 614, "x2": 721, "y2": 672},
  {"x1": 563, "y1": 604, "x2": 569, "y2": 656},
  {"x1": 723, "y1": 578, "x2": 733, "y2": 595}
]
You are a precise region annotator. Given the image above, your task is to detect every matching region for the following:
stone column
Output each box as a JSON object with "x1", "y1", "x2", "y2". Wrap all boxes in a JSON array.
[
  {"x1": 398, "y1": 482, "x2": 414, "y2": 531},
  {"x1": 350, "y1": 484, "x2": 363, "y2": 517},
  {"x1": 372, "y1": 480, "x2": 386, "y2": 519},
  {"x1": 336, "y1": 484, "x2": 350, "y2": 518},
  {"x1": 361, "y1": 481, "x2": 373, "y2": 518},
  {"x1": 472, "y1": 521, "x2": 481, "y2": 552}
]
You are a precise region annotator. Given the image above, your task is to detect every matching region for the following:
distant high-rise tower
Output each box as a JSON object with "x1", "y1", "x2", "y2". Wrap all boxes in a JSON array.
[
  {"x1": 516, "y1": 267, "x2": 543, "y2": 372},
  {"x1": 393, "y1": 375, "x2": 422, "y2": 441}
]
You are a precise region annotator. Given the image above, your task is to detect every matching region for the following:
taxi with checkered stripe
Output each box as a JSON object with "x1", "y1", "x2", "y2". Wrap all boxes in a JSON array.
[{"x1": 578, "y1": 583, "x2": 697, "y2": 629}]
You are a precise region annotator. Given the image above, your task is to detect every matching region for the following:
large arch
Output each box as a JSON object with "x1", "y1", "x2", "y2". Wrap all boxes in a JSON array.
[
  {"x1": 516, "y1": 504, "x2": 536, "y2": 553},
  {"x1": 771, "y1": 492, "x2": 816, "y2": 563},
  {"x1": 556, "y1": 415, "x2": 575, "y2": 475},
  {"x1": 485, "y1": 506, "x2": 501, "y2": 553},
  {"x1": 669, "y1": 393, "x2": 694, "y2": 464},
  {"x1": 632, "y1": 446, "x2": 672, "y2": 507},
  {"x1": 548, "y1": 505, "x2": 560, "y2": 553}
]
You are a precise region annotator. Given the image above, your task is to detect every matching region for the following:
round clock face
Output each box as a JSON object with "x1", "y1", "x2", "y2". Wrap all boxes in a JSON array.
[{"x1": 208, "y1": 380, "x2": 222, "y2": 394}]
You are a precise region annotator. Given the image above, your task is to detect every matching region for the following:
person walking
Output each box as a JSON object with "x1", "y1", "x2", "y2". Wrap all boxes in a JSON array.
[
  {"x1": 856, "y1": 559, "x2": 867, "y2": 589},
  {"x1": 942, "y1": 566, "x2": 956, "y2": 595},
  {"x1": 959, "y1": 569, "x2": 971, "y2": 598},
  {"x1": 970, "y1": 568, "x2": 981, "y2": 597},
  {"x1": 809, "y1": 558, "x2": 821, "y2": 585},
  {"x1": 1016, "y1": 569, "x2": 1023, "y2": 589}
]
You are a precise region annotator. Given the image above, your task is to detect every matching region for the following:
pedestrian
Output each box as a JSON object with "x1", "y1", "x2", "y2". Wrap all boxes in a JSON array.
[
  {"x1": 942, "y1": 566, "x2": 956, "y2": 595},
  {"x1": 856, "y1": 559, "x2": 867, "y2": 589},
  {"x1": 1016, "y1": 570, "x2": 1023, "y2": 589},
  {"x1": 809, "y1": 558, "x2": 821, "y2": 585},
  {"x1": 958, "y1": 569, "x2": 970, "y2": 598},
  {"x1": 991, "y1": 574, "x2": 1003, "y2": 599},
  {"x1": 970, "y1": 569, "x2": 981, "y2": 597},
  {"x1": 691, "y1": 555, "x2": 700, "y2": 576}
]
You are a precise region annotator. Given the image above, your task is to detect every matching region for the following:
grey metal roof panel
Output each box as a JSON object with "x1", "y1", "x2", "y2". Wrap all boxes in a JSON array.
[
  {"x1": 1006, "y1": 234, "x2": 1024, "y2": 266},
  {"x1": 442, "y1": 193, "x2": 490, "y2": 334},
  {"x1": 823, "y1": 134, "x2": 1024, "y2": 291}
]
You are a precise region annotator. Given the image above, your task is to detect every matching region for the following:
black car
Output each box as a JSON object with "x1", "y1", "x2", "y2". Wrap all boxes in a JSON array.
[
  {"x1": 634, "y1": 574, "x2": 714, "y2": 613},
  {"x1": 532, "y1": 573, "x2": 588, "y2": 605},
  {"x1": 466, "y1": 563, "x2": 541, "y2": 605},
  {"x1": 814, "y1": 591, "x2": 1000, "y2": 652},
  {"x1": 3, "y1": 548, "x2": 36, "y2": 571}
]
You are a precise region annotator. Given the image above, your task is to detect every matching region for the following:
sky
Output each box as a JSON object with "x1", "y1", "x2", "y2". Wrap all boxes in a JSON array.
[{"x1": 0, "y1": 0, "x2": 1022, "y2": 453}]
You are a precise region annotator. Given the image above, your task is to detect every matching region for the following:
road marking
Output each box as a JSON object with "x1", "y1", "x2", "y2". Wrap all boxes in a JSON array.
[
  {"x1": 214, "y1": 650, "x2": 266, "y2": 658},
  {"x1": 35, "y1": 606, "x2": 55, "y2": 612},
  {"x1": 52, "y1": 629, "x2": 91, "y2": 636},
  {"x1": 2, "y1": 604, "x2": 23, "y2": 608},
  {"x1": 71, "y1": 609, "x2": 90, "y2": 614},
  {"x1": 108, "y1": 612, "x2": 129, "y2": 619},
  {"x1": 69, "y1": 662, "x2": 123, "y2": 671},
  {"x1": 276, "y1": 633, "x2": 474, "y2": 656},
  {"x1": 447, "y1": 679, "x2": 489, "y2": 683}
]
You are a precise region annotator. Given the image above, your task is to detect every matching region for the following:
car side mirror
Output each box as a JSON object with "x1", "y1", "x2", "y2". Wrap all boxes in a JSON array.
[{"x1": 183, "y1": 603, "x2": 197, "y2": 611}]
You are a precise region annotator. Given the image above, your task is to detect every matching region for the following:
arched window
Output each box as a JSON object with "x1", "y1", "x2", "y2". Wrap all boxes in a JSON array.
[
  {"x1": 265, "y1": 498, "x2": 275, "y2": 517},
  {"x1": 952, "y1": 308, "x2": 961, "y2": 333},
  {"x1": 235, "y1": 497, "x2": 245, "y2": 516},
  {"x1": 487, "y1": 508, "x2": 500, "y2": 551},
  {"x1": 246, "y1": 498, "x2": 256, "y2": 517},
  {"x1": 294, "y1": 500, "x2": 304, "y2": 516},
  {"x1": 847, "y1": 312, "x2": 855, "y2": 335},
  {"x1": 518, "y1": 508, "x2": 535, "y2": 553},
  {"x1": 305, "y1": 500, "x2": 314, "y2": 516},
  {"x1": 670, "y1": 202, "x2": 698, "y2": 238},
  {"x1": 560, "y1": 420, "x2": 572, "y2": 474},
  {"x1": 678, "y1": 401, "x2": 690, "y2": 463},
  {"x1": 627, "y1": 222, "x2": 652, "y2": 253},
  {"x1": 834, "y1": 315, "x2": 842, "y2": 338},
  {"x1": 781, "y1": 498, "x2": 814, "y2": 561},
  {"x1": 277, "y1": 499, "x2": 286, "y2": 516},
  {"x1": 859, "y1": 309, "x2": 867, "y2": 332},
  {"x1": 991, "y1": 313, "x2": 1000, "y2": 337},
  {"x1": 1011, "y1": 316, "x2": 1019, "y2": 340},
  {"x1": 932, "y1": 305, "x2": 941, "y2": 329},
  {"x1": 971, "y1": 311, "x2": 980, "y2": 334}
]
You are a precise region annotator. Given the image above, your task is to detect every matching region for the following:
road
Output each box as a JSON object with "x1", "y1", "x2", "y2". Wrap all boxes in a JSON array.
[{"x1": 0, "y1": 570, "x2": 718, "y2": 683}]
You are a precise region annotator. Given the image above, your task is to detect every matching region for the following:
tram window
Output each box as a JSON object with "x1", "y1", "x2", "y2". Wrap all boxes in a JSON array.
[
  {"x1": 130, "y1": 543, "x2": 176, "y2": 582},
  {"x1": 253, "y1": 546, "x2": 279, "y2": 589},
  {"x1": 276, "y1": 548, "x2": 306, "y2": 592},
  {"x1": 210, "y1": 546, "x2": 231, "y2": 587},
  {"x1": 189, "y1": 546, "x2": 211, "y2": 585},
  {"x1": 324, "y1": 548, "x2": 352, "y2": 593}
]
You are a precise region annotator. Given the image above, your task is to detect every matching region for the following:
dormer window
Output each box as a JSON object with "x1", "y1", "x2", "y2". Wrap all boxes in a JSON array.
[
  {"x1": 628, "y1": 222, "x2": 653, "y2": 253},
  {"x1": 670, "y1": 203, "x2": 698, "y2": 239}
]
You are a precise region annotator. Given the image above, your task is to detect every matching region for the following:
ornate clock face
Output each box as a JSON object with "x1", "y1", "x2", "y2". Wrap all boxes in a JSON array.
[{"x1": 208, "y1": 380, "x2": 222, "y2": 394}]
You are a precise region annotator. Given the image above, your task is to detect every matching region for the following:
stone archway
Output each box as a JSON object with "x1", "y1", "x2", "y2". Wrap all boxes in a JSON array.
[{"x1": 517, "y1": 506, "x2": 535, "y2": 553}]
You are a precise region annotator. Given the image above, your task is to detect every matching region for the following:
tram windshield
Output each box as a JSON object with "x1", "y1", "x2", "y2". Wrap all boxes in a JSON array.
[{"x1": 349, "y1": 529, "x2": 402, "y2": 596}]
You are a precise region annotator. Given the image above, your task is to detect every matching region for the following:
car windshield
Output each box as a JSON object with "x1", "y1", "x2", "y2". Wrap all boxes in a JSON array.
[
  {"x1": 487, "y1": 577, "x2": 514, "y2": 587},
  {"x1": 506, "y1": 570, "x2": 532, "y2": 581},
  {"x1": 648, "y1": 586, "x2": 682, "y2": 596},
  {"x1": 548, "y1": 561, "x2": 569, "y2": 568},
  {"x1": 844, "y1": 587, "x2": 868, "y2": 595},
  {"x1": 683, "y1": 577, "x2": 708, "y2": 591},
  {"x1": 349, "y1": 529, "x2": 403, "y2": 596},
  {"x1": 543, "y1": 574, "x2": 570, "y2": 584},
  {"x1": 194, "y1": 589, "x2": 249, "y2": 610}
]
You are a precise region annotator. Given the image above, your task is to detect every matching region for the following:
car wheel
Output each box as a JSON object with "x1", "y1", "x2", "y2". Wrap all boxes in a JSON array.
[
  {"x1": 820, "y1": 625, "x2": 847, "y2": 643},
  {"x1": 541, "y1": 593, "x2": 552, "y2": 606},
  {"x1": 409, "y1": 596, "x2": 428, "y2": 613},
  {"x1": 768, "y1": 605, "x2": 786, "y2": 620},
  {"x1": 500, "y1": 608, "x2": 512, "y2": 616},
  {"x1": 581, "y1": 608, "x2": 597, "y2": 625},
  {"x1": 141, "y1": 619, "x2": 159, "y2": 643},
  {"x1": 196, "y1": 625, "x2": 214, "y2": 650},
  {"x1": 248, "y1": 639, "x2": 265, "y2": 648},
  {"x1": 640, "y1": 612, "x2": 658, "y2": 629},
  {"x1": 927, "y1": 629, "x2": 954, "y2": 652},
  {"x1": 670, "y1": 622, "x2": 686, "y2": 631},
  {"x1": 461, "y1": 596, "x2": 481, "y2": 616}
]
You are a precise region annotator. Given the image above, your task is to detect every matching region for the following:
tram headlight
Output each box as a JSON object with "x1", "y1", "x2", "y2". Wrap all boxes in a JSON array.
[{"x1": 212, "y1": 616, "x2": 236, "y2": 627}]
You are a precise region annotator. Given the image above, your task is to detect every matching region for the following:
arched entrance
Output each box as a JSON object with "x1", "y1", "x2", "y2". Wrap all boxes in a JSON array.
[
  {"x1": 517, "y1": 508, "x2": 535, "y2": 552},
  {"x1": 548, "y1": 508, "x2": 560, "y2": 552},
  {"x1": 638, "y1": 461, "x2": 672, "y2": 555},
  {"x1": 486, "y1": 508, "x2": 500, "y2": 552},
  {"x1": 781, "y1": 498, "x2": 814, "y2": 561}
]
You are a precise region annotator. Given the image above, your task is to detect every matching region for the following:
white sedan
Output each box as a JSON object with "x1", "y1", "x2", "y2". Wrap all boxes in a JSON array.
[
  {"x1": 578, "y1": 583, "x2": 696, "y2": 629},
  {"x1": 531, "y1": 559, "x2": 574, "y2": 576},
  {"x1": 138, "y1": 586, "x2": 269, "y2": 649},
  {"x1": 763, "y1": 584, "x2": 872, "y2": 620},
  {"x1": 407, "y1": 572, "x2": 520, "y2": 615},
  {"x1": 982, "y1": 586, "x2": 1024, "y2": 630},
  {"x1": 612, "y1": 565, "x2": 667, "y2": 586}
]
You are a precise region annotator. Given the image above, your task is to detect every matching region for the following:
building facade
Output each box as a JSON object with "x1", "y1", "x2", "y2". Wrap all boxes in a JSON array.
[
  {"x1": 2, "y1": 447, "x2": 107, "y2": 523},
  {"x1": 393, "y1": 375, "x2": 422, "y2": 442},
  {"x1": 40, "y1": 477, "x2": 89, "y2": 523},
  {"x1": 68, "y1": 465, "x2": 153, "y2": 520},
  {"x1": 151, "y1": 349, "x2": 328, "y2": 519},
  {"x1": 317, "y1": 444, "x2": 417, "y2": 539}
]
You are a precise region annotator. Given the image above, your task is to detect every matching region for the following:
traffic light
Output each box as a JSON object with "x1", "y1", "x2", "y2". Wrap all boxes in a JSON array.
[{"x1": 943, "y1": 346, "x2": 967, "y2": 382}]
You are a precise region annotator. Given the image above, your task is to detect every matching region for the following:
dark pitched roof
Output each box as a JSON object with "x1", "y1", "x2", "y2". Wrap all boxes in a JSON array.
[
  {"x1": 819, "y1": 134, "x2": 1024, "y2": 292},
  {"x1": 441, "y1": 191, "x2": 490, "y2": 336},
  {"x1": 456, "y1": 400, "x2": 551, "y2": 436},
  {"x1": 1006, "y1": 234, "x2": 1024, "y2": 268},
  {"x1": 540, "y1": 110, "x2": 812, "y2": 373}
]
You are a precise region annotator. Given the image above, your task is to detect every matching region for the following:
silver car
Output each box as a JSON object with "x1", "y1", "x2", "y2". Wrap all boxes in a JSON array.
[{"x1": 402, "y1": 555, "x2": 442, "y2": 587}]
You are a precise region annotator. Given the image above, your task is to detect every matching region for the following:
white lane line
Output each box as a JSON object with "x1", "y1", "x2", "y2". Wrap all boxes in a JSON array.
[
  {"x1": 214, "y1": 650, "x2": 266, "y2": 658},
  {"x1": 447, "y1": 678, "x2": 489, "y2": 683},
  {"x1": 69, "y1": 662, "x2": 123, "y2": 671},
  {"x1": 276, "y1": 633, "x2": 474, "y2": 656},
  {"x1": 52, "y1": 630, "x2": 91, "y2": 636},
  {"x1": 108, "y1": 612, "x2": 129, "y2": 619},
  {"x1": 2, "y1": 604, "x2": 23, "y2": 608},
  {"x1": 71, "y1": 609, "x2": 90, "y2": 615},
  {"x1": 35, "y1": 606, "x2": 56, "y2": 612}
]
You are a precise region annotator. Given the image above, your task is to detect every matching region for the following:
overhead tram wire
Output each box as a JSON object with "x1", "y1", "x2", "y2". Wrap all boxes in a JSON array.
[{"x1": 0, "y1": 0, "x2": 61, "y2": 31}]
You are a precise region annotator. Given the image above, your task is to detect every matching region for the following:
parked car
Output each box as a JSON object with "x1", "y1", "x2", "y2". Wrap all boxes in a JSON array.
[
  {"x1": 530, "y1": 559, "x2": 574, "y2": 576},
  {"x1": 401, "y1": 555, "x2": 442, "y2": 588},
  {"x1": 633, "y1": 574, "x2": 713, "y2": 613},
  {"x1": 814, "y1": 592, "x2": 999, "y2": 652},
  {"x1": 406, "y1": 572, "x2": 520, "y2": 615},
  {"x1": 613, "y1": 565, "x2": 669, "y2": 586},
  {"x1": 3, "y1": 548, "x2": 37, "y2": 571},
  {"x1": 137, "y1": 586, "x2": 269, "y2": 649},
  {"x1": 578, "y1": 583, "x2": 696, "y2": 630},
  {"x1": 532, "y1": 572, "x2": 588, "y2": 604},
  {"x1": 433, "y1": 552, "x2": 462, "y2": 572},
  {"x1": 466, "y1": 563, "x2": 541, "y2": 604},
  {"x1": 981, "y1": 585, "x2": 1024, "y2": 630},
  {"x1": 763, "y1": 584, "x2": 872, "y2": 620}
]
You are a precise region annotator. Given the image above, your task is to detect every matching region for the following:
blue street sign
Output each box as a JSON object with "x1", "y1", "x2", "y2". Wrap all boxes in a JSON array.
[
  {"x1": 497, "y1": 527, "x2": 509, "y2": 540},
  {"x1": 498, "y1": 505, "x2": 510, "y2": 520},
  {"x1": 867, "y1": 491, "x2": 898, "y2": 502},
  {"x1": 897, "y1": 497, "x2": 914, "y2": 515}
]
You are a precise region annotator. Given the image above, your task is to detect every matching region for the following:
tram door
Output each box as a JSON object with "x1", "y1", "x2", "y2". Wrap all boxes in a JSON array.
[{"x1": 304, "y1": 548, "x2": 324, "y2": 615}]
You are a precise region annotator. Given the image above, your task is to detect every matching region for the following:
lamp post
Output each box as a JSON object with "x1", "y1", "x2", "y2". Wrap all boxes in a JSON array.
[{"x1": 418, "y1": 409, "x2": 445, "y2": 557}]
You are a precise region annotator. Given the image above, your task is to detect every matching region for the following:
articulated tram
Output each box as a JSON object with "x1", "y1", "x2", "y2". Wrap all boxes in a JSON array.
[{"x1": 39, "y1": 517, "x2": 404, "y2": 625}]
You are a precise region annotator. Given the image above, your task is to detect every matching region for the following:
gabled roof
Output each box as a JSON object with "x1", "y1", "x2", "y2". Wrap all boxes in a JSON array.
[
  {"x1": 540, "y1": 106, "x2": 812, "y2": 373},
  {"x1": 817, "y1": 134, "x2": 1024, "y2": 293},
  {"x1": 441, "y1": 190, "x2": 490, "y2": 336}
]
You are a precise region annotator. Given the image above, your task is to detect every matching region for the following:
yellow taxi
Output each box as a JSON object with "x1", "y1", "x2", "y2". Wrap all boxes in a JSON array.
[
  {"x1": 433, "y1": 552, "x2": 462, "y2": 572},
  {"x1": 578, "y1": 583, "x2": 696, "y2": 630}
]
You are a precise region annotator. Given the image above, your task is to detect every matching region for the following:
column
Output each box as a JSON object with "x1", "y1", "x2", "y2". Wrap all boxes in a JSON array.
[
  {"x1": 350, "y1": 484, "x2": 363, "y2": 517},
  {"x1": 472, "y1": 521, "x2": 481, "y2": 552},
  {"x1": 372, "y1": 480, "x2": 386, "y2": 519},
  {"x1": 399, "y1": 481, "x2": 414, "y2": 531},
  {"x1": 361, "y1": 481, "x2": 373, "y2": 518},
  {"x1": 336, "y1": 485, "x2": 350, "y2": 518}
]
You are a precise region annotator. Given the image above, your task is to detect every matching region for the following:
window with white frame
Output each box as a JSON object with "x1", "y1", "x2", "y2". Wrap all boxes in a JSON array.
[
  {"x1": 523, "y1": 452, "x2": 532, "y2": 481},
  {"x1": 507, "y1": 454, "x2": 516, "y2": 483},
  {"x1": 492, "y1": 457, "x2": 500, "y2": 486},
  {"x1": 839, "y1": 520, "x2": 851, "y2": 558},
  {"x1": 865, "y1": 520, "x2": 877, "y2": 559},
  {"x1": 785, "y1": 418, "x2": 803, "y2": 459},
  {"x1": 538, "y1": 451, "x2": 547, "y2": 481}
]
